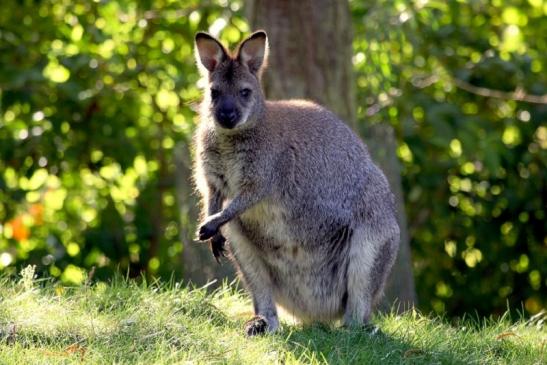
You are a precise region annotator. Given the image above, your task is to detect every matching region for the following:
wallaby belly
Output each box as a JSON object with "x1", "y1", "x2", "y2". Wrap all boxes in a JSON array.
[{"x1": 229, "y1": 201, "x2": 348, "y2": 321}]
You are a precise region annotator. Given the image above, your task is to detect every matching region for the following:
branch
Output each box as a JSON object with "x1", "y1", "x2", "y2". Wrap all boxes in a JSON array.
[{"x1": 452, "y1": 78, "x2": 547, "y2": 105}]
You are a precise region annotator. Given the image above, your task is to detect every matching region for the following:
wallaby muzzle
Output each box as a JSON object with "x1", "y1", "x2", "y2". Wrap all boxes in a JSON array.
[{"x1": 215, "y1": 97, "x2": 241, "y2": 129}]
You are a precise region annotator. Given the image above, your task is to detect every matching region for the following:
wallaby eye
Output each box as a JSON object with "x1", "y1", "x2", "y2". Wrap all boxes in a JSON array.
[
  {"x1": 239, "y1": 88, "x2": 251, "y2": 98},
  {"x1": 211, "y1": 88, "x2": 220, "y2": 100}
]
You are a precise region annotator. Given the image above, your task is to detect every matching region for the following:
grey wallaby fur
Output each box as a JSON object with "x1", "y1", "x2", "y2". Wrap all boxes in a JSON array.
[{"x1": 193, "y1": 30, "x2": 400, "y2": 335}]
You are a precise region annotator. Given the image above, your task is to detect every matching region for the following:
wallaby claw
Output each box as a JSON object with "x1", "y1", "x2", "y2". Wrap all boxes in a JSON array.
[
  {"x1": 210, "y1": 233, "x2": 227, "y2": 263},
  {"x1": 244, "y1": 315, "x2": 269, "y2": 336}
]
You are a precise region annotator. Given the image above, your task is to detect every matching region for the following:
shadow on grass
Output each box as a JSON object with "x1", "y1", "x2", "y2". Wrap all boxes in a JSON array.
[{"x1": 277, "y1": 323, "x2": 472, "y2": 365}]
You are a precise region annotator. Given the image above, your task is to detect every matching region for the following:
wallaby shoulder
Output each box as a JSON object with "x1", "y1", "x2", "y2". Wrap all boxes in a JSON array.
[{"x1": 263, "y1": 99, "x2": 367, "y2": 150}]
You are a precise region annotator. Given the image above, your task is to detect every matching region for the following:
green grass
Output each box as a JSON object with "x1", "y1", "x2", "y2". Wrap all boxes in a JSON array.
[{"x1": 0, "y1": 269, "x2": 545, "y2": 364}]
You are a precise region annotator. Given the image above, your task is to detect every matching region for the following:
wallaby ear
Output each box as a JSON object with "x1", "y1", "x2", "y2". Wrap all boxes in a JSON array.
[
  {"x1": 237, "y1": 30, "x2": 268, "y2": 75},
  {"x1": 195, "y1": 32, "x2": 228, "y2": 73}
]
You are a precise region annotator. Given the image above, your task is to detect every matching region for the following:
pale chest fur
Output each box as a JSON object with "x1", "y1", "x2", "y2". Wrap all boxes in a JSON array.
[
  {"x1": 227, "y1": 202, "x2": 345, "y2": 321},
  {"x1": 240, "y1": 201, "x2": 294, "y2": 250},
  {"x1": 201, "y1": 136, "x2": 305, "y2": 264},
  {"x1": 199, "y1": 135, "x2": 245, "y2": 200}
]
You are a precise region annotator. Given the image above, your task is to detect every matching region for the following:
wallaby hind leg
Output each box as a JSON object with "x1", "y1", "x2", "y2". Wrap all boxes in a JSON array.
[
  {"x1": 225, "y1": 222, "x2": 279, "y2": 336},
  {"x1": 370, "y1": 234, "x2": 399, "y2": 308},
  {"x1": 343, "y1": 227, "x2": 399, "y2": 327},
  {"x1": 343, "y1": 227, "x2": 376, "y2": 326}
]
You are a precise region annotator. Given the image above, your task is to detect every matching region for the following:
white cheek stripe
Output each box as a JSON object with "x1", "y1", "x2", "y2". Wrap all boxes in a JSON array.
[{"x1": 238, "y1": 108, "x2": 251, "y2": 126}]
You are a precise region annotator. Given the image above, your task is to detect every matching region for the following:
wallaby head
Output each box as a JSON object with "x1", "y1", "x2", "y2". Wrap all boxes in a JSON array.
[{"x1": 194, "y1": 31, "x2": 268, "y2": 130}]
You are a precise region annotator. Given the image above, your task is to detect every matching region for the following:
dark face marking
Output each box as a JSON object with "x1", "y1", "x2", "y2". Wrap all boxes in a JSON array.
[
  {"x1": 214, "y1": 95, "x2": 240, "y2": 129},
  {"x1": 209, "y1": 59, "x2": 259, "y2": 130},
  {"x1": 223, "y1": 60, "x2": 235, "y2": 83}
]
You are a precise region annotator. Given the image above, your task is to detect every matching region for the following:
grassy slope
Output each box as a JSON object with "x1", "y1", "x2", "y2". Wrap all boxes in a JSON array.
[{"x1": 0, "y1": 275, "x2": 544, "y2": 365}]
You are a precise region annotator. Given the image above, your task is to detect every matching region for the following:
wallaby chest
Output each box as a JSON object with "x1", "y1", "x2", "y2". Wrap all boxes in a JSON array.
[{"x1": 201, "y1": 130, "x2": 258, "y2": 199}]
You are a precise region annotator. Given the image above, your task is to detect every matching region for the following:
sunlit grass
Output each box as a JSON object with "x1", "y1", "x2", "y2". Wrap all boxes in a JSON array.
[{"x1": 0, "y1": 269, "x2": 545, "y2": 364}]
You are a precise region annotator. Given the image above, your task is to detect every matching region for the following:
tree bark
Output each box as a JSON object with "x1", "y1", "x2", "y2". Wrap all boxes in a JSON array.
[
  {"x1": 246, "y1": 0, "x2": 416, "y2": 309},
  {"x1": 246, "y1": 0, "x2": 356, "y2": 127},
  {"x1": 364, "y1": 124, "x2": 417, "y2": 309}
]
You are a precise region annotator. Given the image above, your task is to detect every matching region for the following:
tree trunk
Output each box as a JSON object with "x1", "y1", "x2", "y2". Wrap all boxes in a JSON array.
[
  {"x1": 246, "y1": 0, "x2": 416, "y2": 309},
  {"x1": 246, "y1": 0, "x2": 356, "y2": 127},
  {"x1": 364, "y1": 124, "x2": 417, "y2": 309}
]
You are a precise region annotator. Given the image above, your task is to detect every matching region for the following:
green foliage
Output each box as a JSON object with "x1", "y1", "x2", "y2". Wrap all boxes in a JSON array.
[
  {"x1": 350, "y1": 0, "x2": 546, "y2": 316},
  {"x1": 0, "y1": 0, "x2": 248, "y2": 281},
  {"x1": 0, "y1": 274, "x2": 545, "y2": 364},
  {"x1": 0, "y1": 0, "x2": 545, "y2": 318}
]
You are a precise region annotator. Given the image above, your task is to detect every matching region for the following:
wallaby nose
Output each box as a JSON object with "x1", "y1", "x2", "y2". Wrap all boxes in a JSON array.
[
  {"x1": 219, "y1": 109, "x2": 237, "y2": 122},
  {"x1": 216, "y1": 106, "x2": 239, "y2": 128}
]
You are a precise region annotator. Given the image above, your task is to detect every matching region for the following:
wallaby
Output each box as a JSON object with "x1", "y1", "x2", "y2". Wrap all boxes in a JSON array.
[{"x1": 193, "y1": 30, "x2": 400, "y2": 336}]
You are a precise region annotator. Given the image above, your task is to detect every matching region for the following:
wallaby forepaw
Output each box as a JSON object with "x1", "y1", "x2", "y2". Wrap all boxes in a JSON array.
[
  {"x1": 244, "y1": 316, "x2": 269, "y2": 337},
  {"x1": 198, "y1": 221, "x2": 218, "y2": 241},
  {"x1": 210, "y1": 233, "x2": 227, "y2": 263}
]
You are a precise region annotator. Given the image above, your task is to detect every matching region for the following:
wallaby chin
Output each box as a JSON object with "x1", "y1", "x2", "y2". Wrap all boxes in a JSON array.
[
  {"x1": 193, "y1": 30, "x2": 399, "y2": 336},
  {"x1": 213, "y1": 113, "x2": 255, "y2": 132}
]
